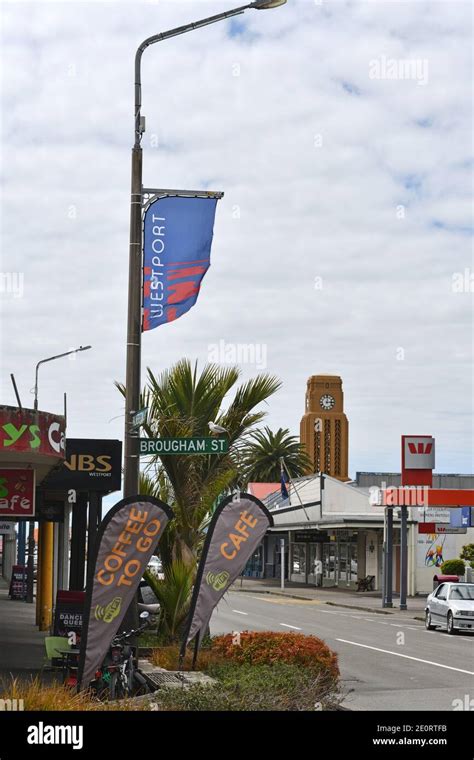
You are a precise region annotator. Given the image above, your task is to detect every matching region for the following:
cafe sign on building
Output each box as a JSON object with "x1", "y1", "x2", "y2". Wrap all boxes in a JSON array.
[{"x1": 0, "y1": 469, "x2": 35, "y2": 517}]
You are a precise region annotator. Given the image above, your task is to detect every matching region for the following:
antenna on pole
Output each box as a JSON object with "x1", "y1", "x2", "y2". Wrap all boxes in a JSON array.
[
  {"x1": 10, "y1": 374, "x2": 23, "y2": 410},
  {"x1": 280, "y1": 456, "x2": 311, "y2": 522}
]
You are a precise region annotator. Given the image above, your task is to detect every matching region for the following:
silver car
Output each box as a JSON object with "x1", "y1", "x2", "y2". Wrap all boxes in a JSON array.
[{"x1": 425, "y1": 582, "x2": 474, "y2": 634}]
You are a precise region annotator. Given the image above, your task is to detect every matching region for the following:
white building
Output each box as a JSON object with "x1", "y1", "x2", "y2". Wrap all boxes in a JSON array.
[{"x1": 260, "y1": 472, "x2": 474, "y2": 596}]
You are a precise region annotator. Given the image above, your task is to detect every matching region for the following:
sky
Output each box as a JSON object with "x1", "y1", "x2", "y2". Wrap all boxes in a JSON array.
[{"x1": 0, "y1": 0, "x2": 472, "y2": 500}]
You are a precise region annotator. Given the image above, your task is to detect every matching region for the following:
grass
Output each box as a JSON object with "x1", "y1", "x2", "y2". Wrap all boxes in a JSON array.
[
  {"x1": 157, "y1": 662, "x2": 342, "y2": 711},
  {"x1": 0, "y1": 676, "x2": 154, "y2": 711}
]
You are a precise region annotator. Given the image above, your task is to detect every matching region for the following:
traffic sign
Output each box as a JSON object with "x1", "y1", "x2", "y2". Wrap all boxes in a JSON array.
[
  {"x1": 139, "y1": 437, "x2": 228, "y2": 456},
  {"x1": 132, "y1": 408, "x2": 148, "y2": 428}
]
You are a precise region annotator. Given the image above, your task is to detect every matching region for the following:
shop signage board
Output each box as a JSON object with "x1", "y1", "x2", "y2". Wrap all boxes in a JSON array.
[
  {"x1": 44, "y1": 439, "x2": 122, "y2": 493},
  {"x1": 0, "y1": 407, "x2": 65, "y2": 458},
  {"x1": 53, "y1": 590, "x2": 85, "y2": 642},
  {"x1": 9, "y1": 565, "x2": 27, "y2": 599},
  {"x1": 434, "y1": 525, "x2": 467, "y2": 535},
  {"x1": 140, "y1": 437, "x2": 228, "y2": 456},
  {"x1": 294, "y1": 531, "x2": 328, "y2": 543},
  {"x1": 0, "y1": 469, "x2": 35, "y2": 516}
]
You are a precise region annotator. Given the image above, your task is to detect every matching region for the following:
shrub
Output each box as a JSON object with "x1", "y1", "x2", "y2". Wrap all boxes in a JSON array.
[
  {"x1": 460, "y1": 544, "x2": 474, "y2": 570},
  {"x1": 157, "y1": 662, "x2": 342, "y2": 712},
  {"x1": 150, "y1": 645, "x2": 224, "y2": 672},
  {"x1": 211, "y1": 631, "x2": 339, "y2": 680},
  {"x1": 440, "y1": 559, "x2": 466, "y2": 576}
]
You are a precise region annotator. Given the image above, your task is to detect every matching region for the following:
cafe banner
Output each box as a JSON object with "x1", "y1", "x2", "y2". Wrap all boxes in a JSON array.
[
  {"x1": 77, "y1": 496, "x2": 173, "y2": 689},
  {"x1": 181, "y1": 492, "x2": 273, "y2": 663}
]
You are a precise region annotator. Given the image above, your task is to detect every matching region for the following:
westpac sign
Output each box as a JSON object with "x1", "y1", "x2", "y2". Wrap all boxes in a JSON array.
[{"x1": 403, "y1": 436, "x2": 435, "y2": 470}]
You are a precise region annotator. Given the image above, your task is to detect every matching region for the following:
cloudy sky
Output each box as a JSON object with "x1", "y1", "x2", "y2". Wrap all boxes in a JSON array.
[{"x1": 1, "y1": 0, "x2": 472, "y2": 490}]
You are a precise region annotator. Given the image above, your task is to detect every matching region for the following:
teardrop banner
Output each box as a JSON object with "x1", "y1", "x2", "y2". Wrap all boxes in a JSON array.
[
  {"x1": 77, "y1": 495, "x2": 173, "y2": 690},
  {"x1": 180, "y1": 492, "x2": 273, "y2": 666}
]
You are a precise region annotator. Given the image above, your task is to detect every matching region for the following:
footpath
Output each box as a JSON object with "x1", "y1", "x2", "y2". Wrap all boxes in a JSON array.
[
  {"x1": 0, "y1": 577, "x2": 47, "y2": 680},
  {"x1": 231, "y1": 577, "x2": 427, "y2": 620}
]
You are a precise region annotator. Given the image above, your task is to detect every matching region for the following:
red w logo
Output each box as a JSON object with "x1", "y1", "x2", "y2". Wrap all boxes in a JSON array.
[{"x1": 408, "y1": 442, "x2": 433, "y2": 455}]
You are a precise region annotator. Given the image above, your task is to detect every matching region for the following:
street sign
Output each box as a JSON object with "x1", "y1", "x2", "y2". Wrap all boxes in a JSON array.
[
  {"x1": 140, "y1": 437, "x2": 228, "y2": 456},
  {"x1": 0, "y1": 521, "x2": 15, "y2": 535},
  {"x1": 434, "y1": 524, "x2": 467, "y2": 534},
  {"x1": 132, "y1": 408, "x2": 148, "y2": 428}
]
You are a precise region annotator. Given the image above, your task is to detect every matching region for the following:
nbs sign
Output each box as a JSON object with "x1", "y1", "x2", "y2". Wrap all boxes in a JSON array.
[{"x1": 44, "y1": 439, "x2": 122, "y2": 493}]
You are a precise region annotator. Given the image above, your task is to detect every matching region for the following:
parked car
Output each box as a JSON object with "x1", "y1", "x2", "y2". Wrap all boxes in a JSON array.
[{"x1": 425, "y1": 582, "x2": 474, "y2": 634}]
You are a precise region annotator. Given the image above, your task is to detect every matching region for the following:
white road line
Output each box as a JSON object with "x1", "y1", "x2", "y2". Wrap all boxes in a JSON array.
[
  {"x1": 336, "y1": 638, "x2": 474, "y2": 676},
  {"x1": 231, "y1": 610, "x2": 248, "y2": 615},
  {"x1": 280, "y1": 623, "x2": 301, "y2": 630},
  {"x1": 438, "y1": 633, "x2": 474, "y2": 641}
]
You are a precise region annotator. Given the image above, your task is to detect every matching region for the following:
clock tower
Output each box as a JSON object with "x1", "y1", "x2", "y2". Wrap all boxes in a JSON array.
[{"x1": 300, "y1": 375, "x2": 349, "y2": 481}]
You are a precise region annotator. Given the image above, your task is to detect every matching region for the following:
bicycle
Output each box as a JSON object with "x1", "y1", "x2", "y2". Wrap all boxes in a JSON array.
[{"x1": 93, "y1": 603, "x2": 160, "y2": 700}]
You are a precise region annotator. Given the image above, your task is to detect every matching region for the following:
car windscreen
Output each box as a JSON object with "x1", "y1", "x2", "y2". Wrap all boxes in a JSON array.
[{"x1": 449, "y1": 585, "x2": 474, "y2": 600}]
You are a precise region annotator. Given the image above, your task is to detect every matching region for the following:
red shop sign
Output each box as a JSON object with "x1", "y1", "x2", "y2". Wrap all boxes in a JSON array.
[
  {"x1": 0, "y1": 469, "x2": 35, "y2": 516},
  {"x1": 0, "y1": 407, "x2": 65, "y2": 458}
]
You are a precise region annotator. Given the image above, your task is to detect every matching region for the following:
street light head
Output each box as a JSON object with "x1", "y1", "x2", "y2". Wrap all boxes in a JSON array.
[
  {"x1": 79, "y1": 345, "x2": 92, "y2": 351},
  {"x1": 252, "y1": 0, "x2": 287, "y2": 9}
]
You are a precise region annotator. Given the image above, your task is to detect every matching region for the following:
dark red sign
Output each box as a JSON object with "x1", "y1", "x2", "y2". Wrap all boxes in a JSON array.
[
  {"x1": 0, "y1": 469, "x2": 35, "y2": 516},
  {"x1": 0, "y1": 406, "x2": 66, "y2": 458},
  {"x1": 9, "y1": 565, "x2": 27, "y2": 599},
  {"x1": 53, "y1": 590, "x2": 85, "y2": 642}
]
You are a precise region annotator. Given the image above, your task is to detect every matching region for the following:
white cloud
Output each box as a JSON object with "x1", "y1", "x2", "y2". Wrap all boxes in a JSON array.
[{"x1": 0, "y1": 0, "x2": 472, "y2": 481}]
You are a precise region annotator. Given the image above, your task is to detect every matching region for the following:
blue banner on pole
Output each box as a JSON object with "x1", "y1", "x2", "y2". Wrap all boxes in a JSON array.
[{"x1": 142, "y1": 196, "x2": 219, "y2": 332}]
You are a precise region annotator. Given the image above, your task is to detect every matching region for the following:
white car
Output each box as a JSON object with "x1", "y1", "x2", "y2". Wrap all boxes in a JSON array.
[{"x1": 425, "y1": 582, "x2": 474, "y2": 634}]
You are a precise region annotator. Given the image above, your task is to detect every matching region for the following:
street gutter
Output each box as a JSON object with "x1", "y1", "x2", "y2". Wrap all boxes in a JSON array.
[{"x1": 232, "y1": 587, "x2": 423, "y2": 619}]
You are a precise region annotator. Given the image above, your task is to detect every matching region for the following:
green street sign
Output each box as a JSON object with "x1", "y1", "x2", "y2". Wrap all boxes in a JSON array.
[{"x1": 139, "y1": 437, "x2": 228, "y2": 456}]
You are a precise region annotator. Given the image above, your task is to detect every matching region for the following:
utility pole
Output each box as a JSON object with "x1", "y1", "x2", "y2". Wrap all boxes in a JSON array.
[{"x1": 122, "y1": 2, "x2": 288, "y2": 498}]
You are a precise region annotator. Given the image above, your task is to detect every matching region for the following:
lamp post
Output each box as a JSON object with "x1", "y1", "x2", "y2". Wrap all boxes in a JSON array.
[
  {"x1": 33, "y1": 345, "x2": 92, "y2": 412},
  {"x1": 123, "y1": 0, "x2": 287, "y2": 498}
]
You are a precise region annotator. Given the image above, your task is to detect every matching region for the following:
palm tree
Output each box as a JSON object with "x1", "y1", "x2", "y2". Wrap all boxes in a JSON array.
[
  {"x1": 117, "y1": 360, "x2": 280, "y2": 643},
  {"x1": 117, "y1": 359, "x2": 281, "y2": 567},
  {"x1": 240, "y1": 426, "x2": 311, "y2": 483}
]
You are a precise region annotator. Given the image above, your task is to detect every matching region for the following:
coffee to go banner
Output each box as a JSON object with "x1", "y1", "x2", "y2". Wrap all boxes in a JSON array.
[
  {"x1": 78, "y1": 496, "x2": 173, "y2": 689},
  {"x1": 181, "y1": 493, "x2": 273, "y2": 662}
]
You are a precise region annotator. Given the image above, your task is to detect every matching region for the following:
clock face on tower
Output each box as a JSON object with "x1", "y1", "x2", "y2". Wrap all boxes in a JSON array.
[{"x1": 320, "y1": 394, "x2": 335, "y2": 411}]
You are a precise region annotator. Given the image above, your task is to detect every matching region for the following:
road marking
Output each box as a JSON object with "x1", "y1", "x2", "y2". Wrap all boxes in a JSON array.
[
  {"x1": 336, "y1": 638, "x2": 474, "y2": 676},
  {"x1": 231, "y1": 610, "x2": 248, "y2": 616},
  {"x1": 438, "y1": 633, "x2": 474, "y2": 641},
  {"x1": 249, "y1": 595, "x2": 322, "y2": 606},
  {"x1": 280, "y1": 623, "x2": 301, "y2": 630}
]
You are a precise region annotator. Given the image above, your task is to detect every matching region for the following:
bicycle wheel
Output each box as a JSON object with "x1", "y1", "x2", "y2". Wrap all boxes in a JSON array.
[{"x1": 109, "y1": 671, "x2": 125, "y2": 701}]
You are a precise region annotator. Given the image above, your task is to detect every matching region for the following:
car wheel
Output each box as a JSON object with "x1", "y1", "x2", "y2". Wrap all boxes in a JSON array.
[
  {"x1": 425, "y1": 610, "x2": 435, "y2": 630},
  {"x1": 447, "y1": 611, "x2": 457, "y2": 635}
]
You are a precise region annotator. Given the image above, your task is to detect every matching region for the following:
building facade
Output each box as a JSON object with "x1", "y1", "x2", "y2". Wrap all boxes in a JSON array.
[{"x1": 261, "y1": 472, "x2": 474, "y2": 595}]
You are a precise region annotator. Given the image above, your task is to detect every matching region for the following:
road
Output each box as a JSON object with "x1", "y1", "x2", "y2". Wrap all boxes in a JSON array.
[{"x1": 210, "y1": 591, "x2": 474, "y2": 711}]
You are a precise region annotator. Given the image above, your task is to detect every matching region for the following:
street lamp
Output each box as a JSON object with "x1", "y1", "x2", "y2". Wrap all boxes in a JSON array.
[
  {"x1": 123, "y1": 0, "x2": 287, "y2": 497},
  {"x1": 33, "y1": 346, "x2": 92, "y2": 411}
]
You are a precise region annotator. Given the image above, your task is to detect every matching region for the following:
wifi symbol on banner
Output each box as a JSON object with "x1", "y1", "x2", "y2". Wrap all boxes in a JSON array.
[{"x1": 94, "y1": 604, "x2": 106, "y2": 621}]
